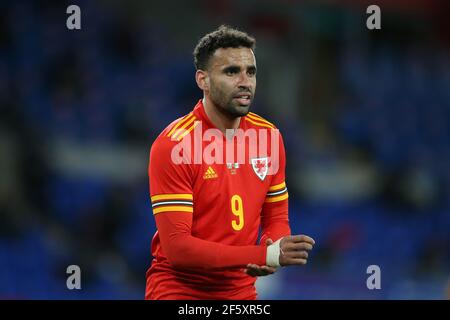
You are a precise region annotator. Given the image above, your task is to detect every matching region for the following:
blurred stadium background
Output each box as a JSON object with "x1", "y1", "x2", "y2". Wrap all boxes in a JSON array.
[{"x1": 0, "y1": 0, "x2": 449, "y2": 299}]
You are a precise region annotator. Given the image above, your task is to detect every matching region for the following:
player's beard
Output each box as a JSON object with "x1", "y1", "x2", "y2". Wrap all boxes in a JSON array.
[{"x1": 209, "y1": 81, "x2": 254, "y2": 118}]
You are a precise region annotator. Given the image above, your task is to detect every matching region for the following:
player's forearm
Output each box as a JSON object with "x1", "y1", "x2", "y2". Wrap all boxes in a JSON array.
[
  {"x1": 260, "y1": 201, "x2": 291, "y2": 244},
  {"x1": 163, "y1": 233, "x2": 267, "y2": 270},
  {"x1": 156, "y1": 212, "x2": 266, "y2": 270},
  {"x1": 260, "y1": 220, "x2": 291, "y2": 244}
]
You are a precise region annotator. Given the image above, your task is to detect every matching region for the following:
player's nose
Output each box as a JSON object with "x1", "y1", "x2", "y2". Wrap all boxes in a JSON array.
[{"x1": 237, "y1": 74, "x2": 253, "y2": 92}]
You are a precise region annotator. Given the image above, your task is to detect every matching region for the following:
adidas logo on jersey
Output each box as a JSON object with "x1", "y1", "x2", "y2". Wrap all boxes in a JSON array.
[{"x1": 203, "y1": 166, "x2": 218, "y2": 179}]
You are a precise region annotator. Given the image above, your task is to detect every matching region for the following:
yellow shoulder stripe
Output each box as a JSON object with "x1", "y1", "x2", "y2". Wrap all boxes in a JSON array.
[
  {"x1": 248, "y1": 113, "x2": 275, "y2": 128},
  {"x1": 171, "y1": 116, "x2": 197, "y2": 140},
  {"x1": 167, "y1": 113, "x2": 194, "y2": 138},
  {"x1": 175, "y1": 121, "x2": 200, "y2": 141},
  {"x1": 245, "y1": 117, "x2": 275, "y2": 129}
]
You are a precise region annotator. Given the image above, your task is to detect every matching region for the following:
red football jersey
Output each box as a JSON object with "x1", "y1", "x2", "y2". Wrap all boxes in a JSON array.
[{"x1": 145, "y1": 99, "x2": 291, "y2": 300}]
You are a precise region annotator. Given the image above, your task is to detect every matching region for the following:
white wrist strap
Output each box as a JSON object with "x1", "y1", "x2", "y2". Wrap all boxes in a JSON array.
[{"x1": 266, "y1": 238, "x2": 282, "y2": 268}]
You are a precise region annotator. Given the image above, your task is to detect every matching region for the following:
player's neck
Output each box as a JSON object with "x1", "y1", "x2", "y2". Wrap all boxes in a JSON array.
[{"x1": 202, "y1": 97, "x2": 241, "y2": 134}]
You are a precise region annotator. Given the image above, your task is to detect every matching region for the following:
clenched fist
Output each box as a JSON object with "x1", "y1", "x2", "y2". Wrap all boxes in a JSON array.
[{"x1": 278, "y1": 235, "x2": 315, "y2": 266}]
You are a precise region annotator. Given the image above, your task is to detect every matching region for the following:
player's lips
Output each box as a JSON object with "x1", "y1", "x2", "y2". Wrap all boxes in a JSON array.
[{"x1": 233, "y1": 92, "x2": 252, "y2": 106}]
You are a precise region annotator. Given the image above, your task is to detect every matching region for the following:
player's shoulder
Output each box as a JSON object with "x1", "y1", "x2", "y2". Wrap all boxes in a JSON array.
[
  {"x1": 244, "y1": 112, "x2": 278, "y2": 130},
  {"x1": 151, "y1": 111, "x2": 198, "y2": 151}
]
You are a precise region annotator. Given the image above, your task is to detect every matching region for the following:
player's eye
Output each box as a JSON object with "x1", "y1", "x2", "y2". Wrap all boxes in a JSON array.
[{"x1": 224, "y1": 67, "x2": 239, "y2": 76}]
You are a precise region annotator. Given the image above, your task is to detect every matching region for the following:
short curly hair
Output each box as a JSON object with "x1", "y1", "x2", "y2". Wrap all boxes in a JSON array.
[{"x1": 193, "y1": 25, "x2": 256, "y2": 70}]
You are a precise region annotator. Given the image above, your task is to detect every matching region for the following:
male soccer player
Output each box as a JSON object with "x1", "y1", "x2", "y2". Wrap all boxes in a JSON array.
[{"x1": 145, "y1": 25, "x2": 315, "y2": 300}]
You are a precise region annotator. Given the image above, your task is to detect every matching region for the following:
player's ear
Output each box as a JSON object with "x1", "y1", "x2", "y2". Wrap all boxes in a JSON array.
[{"x1": 195, "y1": 70, "x2": 209, "y2": 91}]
